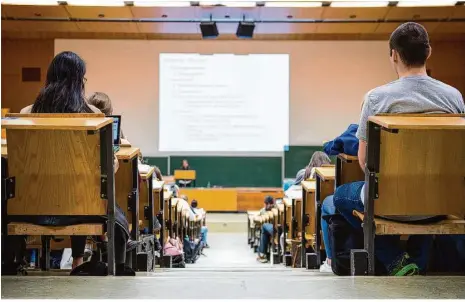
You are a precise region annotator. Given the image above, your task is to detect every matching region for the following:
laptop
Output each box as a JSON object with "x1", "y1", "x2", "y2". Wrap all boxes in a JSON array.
[{"x1": 109, "y1": 115, "x2": 121, "y2": 153}]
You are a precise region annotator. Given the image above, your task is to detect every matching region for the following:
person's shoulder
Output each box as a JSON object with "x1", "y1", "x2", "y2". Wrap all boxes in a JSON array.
[
  {"x1": 20, "y1": 105, "x2": 33, "y2": 114},
  {"x1": 365, "y1": 79, "x2": 402, "y2": 104},
  {"x1": 88, "y1": 104, "x2": 102, "y2": 113},
  {"x1": 428, "y1": 77, "x2": 462, "y2": 96}
]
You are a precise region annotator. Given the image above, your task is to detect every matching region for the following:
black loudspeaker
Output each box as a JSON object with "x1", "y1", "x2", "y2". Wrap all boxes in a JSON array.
[
  {"x1": 200, "y1": 21, "x2": 219, "y2": 39},
  {"x1": 236, "y1": 21, "x2": 255, "y2": 39}
]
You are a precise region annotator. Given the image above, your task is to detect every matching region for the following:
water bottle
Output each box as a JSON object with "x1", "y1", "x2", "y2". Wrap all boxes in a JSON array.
[
  {"x1": 30, "y1": 249, "x2": 36, "y2": 268},
  {"x1": 207, "y1": 182, "x2": 211, "y2": 188}
]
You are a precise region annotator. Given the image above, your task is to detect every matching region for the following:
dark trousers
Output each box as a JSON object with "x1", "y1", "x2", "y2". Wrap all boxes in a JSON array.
[{"x1": 3, "y1": 207, "x2": 129, "y2": 266}]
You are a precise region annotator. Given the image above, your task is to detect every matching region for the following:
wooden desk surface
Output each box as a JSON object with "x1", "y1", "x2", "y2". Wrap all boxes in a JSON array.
[
  {"x1": 1, "y1": 145, "x2": 7, "y2": 158},
  {"x1": 140, "y1": 167, "x2": 155, "y2": 180},
  {"x1": 247, "y1": 210, "x2": 260, "y2": 216},
  {"x1": 237, "y1": 187, "x2": 282, "y2": 192},
  {"x1": 153, "y1": 180, "x2": 165, "y2": 191},
  {"x1": 283, "y1": 197, "x2": 295, "y2": 207},
  {"x1": 301, "y1": 181, "x2": 316, "y2": 192},
  {"x1": 116, "y1": 147, "x2": 140, "y2": 160},
  {"x1": 337, "y1": 153, "x2": 359, "y2": 162},
  {"x1": 285, "y1": 187, "x2": 302, "y2": 201},
  {"x1": 315, "y1": 167, "x2": 336, "y2": 181},
  {"x1": 164, "y1": 191, "x2": 173, "y2": 201},
  {"x1": 1, "y1": 117, "x2": 112, "y2": 130},
  {"x1": 369, "y1": 116, "x2": 465, "y2": 130}
]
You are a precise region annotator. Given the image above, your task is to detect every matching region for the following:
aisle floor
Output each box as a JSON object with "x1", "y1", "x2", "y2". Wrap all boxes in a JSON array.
[{"x1": 2, "y1": 232, "x2": 465, "y2": 299}]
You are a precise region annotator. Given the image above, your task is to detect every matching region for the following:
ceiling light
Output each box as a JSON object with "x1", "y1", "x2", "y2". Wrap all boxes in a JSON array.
[
  {"x1": 1, "y1": 0, "x2": 59, "y2": 4},
  {"x1": 264, "y1": 1, "x2": 322, "y2": 7},
  {"x1": 133, "y1": 1, "x2": 191, "y2": 6},
  {"x1": 65, "y1": 0, "x2": 125, "y2": 6},
  {"x1": 397, "y1": 0, "x2": 458, "y2": 6},
  {"x1": 330, "y1": 1, "x2": 389, "y2": 7},
  {"x1": 199, "y1": 1, "x2": 257, "y2": 6}
]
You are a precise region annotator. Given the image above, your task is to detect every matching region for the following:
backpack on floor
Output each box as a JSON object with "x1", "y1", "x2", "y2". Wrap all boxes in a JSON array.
[
  {"x1": 325, "y1": 214, "x2": 386, "y2": 276},
  {"x1": 429, "y1": 235, "x2": 465, "y2": 274},
  {"x1": 183, "y1": 237, "x2": 202, "y2": 264},
  {"x1": 171, "y1": 254, "x2": 186, "y2": 268}
]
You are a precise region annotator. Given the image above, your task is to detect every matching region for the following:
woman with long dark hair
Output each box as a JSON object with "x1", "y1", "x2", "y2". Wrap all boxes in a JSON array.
[{"x1": 8, "y1": 51, "x2": 133, "y2": 276}]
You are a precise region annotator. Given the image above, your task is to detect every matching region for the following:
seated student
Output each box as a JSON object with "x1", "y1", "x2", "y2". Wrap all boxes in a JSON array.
[
  {"x1": 178, "y1": 159, "x2": 192, "y2": 188},
  {"x1": 87, "y1": 92, "x2": 130, "y2": 146},
  {"x1": 333, "y1": 22, "x2": 465, "y2": 276},
  {"x1": 8, "y1": 51, "x2": 134, "y2": 276},
  {"x1": 190, "y1": 200, "x2": 209, "y2": 248},
  {"x1": 256, "y1": 196, "x2": 276, "y2": 263},
  {"x1": 304, "y1": 151, "x2": 331, "y2": 180}
]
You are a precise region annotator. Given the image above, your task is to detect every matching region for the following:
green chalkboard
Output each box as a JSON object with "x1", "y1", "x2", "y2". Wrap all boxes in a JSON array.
[
  {"x1": 169, "y1": 156, "x2": 282, "y2": 187},
  {"x1": 144, "y1": 157, "x2": 168, "y2": 175},
  {"x1": 284, "y1": 146, "x2": 323, "y2": 178}
]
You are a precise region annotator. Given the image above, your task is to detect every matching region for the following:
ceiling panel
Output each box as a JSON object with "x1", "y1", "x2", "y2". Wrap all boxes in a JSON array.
[
  {"x1": 435, "y1": 22, "x2": 465, "y2": 34},
  {"x1": 199, "y1": 6, "x2": 258, "y2": 19},
  {"x1": 375, "y1": 22, "x2": 440, "y2": 34},
  {"x1": 130, "y1": 6, "x2": 201, "y2": 18},
  {"x1": 385, "y1": 7, "x2": 454, "y2": 20},
  {"x1": 259, "y1": 7, "x2": 324, "y2": 19},
  {"x1": 137, "y1": 22, "x2": 199, "y2": 34},
  {"x1": 322, "y1": 7, "x2": 388, "y2": 20},
  {"x1": 255, "y1": 23, "x2": 317, "y2": 34},
  {"x1": 65, "y1": 6, "x2": 133, "y2": 18},
  {"x1": 317, "y1": 23, "x2": 378, "y2": 34},
  {"x1": 76, "y1": 21, "x2": 139, "y2": 32},
  {"x1": 2, "y1": 4, "x2": 69, "y2": 18},
  {"x1": 2, "y1": 20, "x2": 79, "y2": 32}
]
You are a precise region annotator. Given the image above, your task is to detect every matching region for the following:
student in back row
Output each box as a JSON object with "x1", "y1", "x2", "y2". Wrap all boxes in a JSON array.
[
  {"x1": 87, "y1": 92, "x2": 130, "y2": 146},
  {"x1": 330, "y1": 22, "x2": 465, "y2": 276},
  {"x1": 12, "y1": 51, "x2": 134, "y2": 276}
]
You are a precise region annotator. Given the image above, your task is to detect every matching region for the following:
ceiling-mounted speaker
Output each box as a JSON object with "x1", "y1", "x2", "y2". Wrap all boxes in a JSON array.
[
  {"x1": 200, "y1": 21, "x2": 219, "y2": 39},
  {"x1": 236, "y1": 21, "x2": 255, "y2": 39}
]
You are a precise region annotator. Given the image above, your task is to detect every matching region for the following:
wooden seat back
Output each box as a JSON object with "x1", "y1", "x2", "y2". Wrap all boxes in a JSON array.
[
  {"x1": 2, "y1": 116, "x2": 112, "y2": 216},
  {"x1": 369, "y1": 115, "x2": 465, "y2": 217}
]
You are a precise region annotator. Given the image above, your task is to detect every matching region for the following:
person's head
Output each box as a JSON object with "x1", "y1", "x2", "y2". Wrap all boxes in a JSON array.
[
  {"x1": 191, "y1": 200, "x2": 198, "y2": 208},
  {"x1": 389, "y1": 22, "x2": 431, "y2": 76},
  {"x1": 87, "y1": 92, "x2": 113, "y2": 115},
  {"x1": 32, "y1": 51, "x2": 92, "y2": 113},
  {"x1": 182, "y1": 159, "x2": 189, "y2": 168},
  {"x1": 264, "y1": 195, "x2": 274, "y2": 210},
  {"x1": 308, "y1": 151, "x2": 331, "y2": 170},
  {"x1": 154, "y1": 166, "x2": 162, "y2": 181}
]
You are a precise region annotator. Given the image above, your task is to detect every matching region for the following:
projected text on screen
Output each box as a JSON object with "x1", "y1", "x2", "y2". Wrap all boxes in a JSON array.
[{"x1": 159, "y1": 53, "x2": 289, "y2": 152}]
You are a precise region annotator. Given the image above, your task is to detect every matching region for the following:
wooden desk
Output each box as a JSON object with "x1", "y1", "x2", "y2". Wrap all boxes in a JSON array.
[
  {"x1": 314, "y1": 166, "x2": 336, "y2": 266},
  {"x1": 115, "y1": 147, "x2": 140, "y2": 268},
  {"x1": 300, "y1": 180, "x2": 316, "y2": 267},
  {"x1": 139, "y1": 167, "x2": 155, "y2": 234},
  {"x1": 174, "y1": 169, "x2": 196, "y2": 187},
  {"x1": 2, "y1": 116, "x2": 116, "y2": 273},
  {"x1": 1, "y1": 108, "x2": 10, "y2": 140},
  {"x1": 336, "y1": 154, "x2": 364, "y2": 188},
  {"x1": 179, "y1": 188, "x2": 237, "y2": 212},
  {"x1": 237, "y1": 188, "x2": 283, "y2": 211}
]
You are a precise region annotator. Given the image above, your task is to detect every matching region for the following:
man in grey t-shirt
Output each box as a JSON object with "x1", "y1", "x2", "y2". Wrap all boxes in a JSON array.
[{"x1": 332, "y1": 22, "x2": 465, "y2": 276}]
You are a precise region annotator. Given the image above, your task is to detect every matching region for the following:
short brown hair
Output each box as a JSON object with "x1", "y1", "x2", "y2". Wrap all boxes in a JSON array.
[{"x1": 87, "y1": 92, "x2": 113, "y2": 115}]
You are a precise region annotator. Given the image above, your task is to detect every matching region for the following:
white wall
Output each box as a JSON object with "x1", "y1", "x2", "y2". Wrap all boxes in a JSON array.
[{"x1": 55, "y1": 39, "x2": 396, "y2": 156}]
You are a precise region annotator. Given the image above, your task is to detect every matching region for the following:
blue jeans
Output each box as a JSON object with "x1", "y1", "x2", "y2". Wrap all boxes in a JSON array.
[
  {"x1": 333, "y1": 181, "x2": 432, "y2": 273},
  {"x1": 321, "y1": 195, "x2": 336, "y2": 260},
  {"x1": 259, "y1": 223, "x2": 273, "y2": 254},
  {"x1": 201, "y1": 226, "x2": 208, "y2": 245}
]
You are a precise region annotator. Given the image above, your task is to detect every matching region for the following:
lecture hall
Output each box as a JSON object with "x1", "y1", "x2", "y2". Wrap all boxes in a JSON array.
[{"x1": 1, "y1": 0, "x2": 465, "y2": 299}]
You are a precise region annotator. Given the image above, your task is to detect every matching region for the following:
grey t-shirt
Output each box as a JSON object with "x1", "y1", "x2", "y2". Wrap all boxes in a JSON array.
[{"x1": 357, "y1": 75, "x2": 465, "y2": 222}]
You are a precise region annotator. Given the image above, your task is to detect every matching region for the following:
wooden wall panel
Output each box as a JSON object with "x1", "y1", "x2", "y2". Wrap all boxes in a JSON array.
[{"x1": 1, "y1": 39, "x2": 54, "y2": 113}]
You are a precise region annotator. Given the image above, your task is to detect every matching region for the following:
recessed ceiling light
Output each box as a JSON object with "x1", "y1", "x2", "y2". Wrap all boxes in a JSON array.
[
  {"x1": 330, "y1": 1, "x2": 389, "y2": 7},
  {"x1": 397, "y1": 0, "x2": 458, "y2": 7},
  {"x1": 264, "y1": 1, "x2": 323, "y2": 7}
]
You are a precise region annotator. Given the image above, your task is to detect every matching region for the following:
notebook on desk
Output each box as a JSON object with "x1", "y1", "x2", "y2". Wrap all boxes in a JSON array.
[{"x1": 109, "y1": 115, "x2": 121, "y2": 153}]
